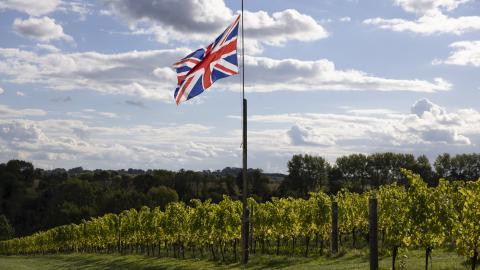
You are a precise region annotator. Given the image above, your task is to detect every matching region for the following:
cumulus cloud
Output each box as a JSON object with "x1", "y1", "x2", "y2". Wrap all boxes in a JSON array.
[
  {"x1": 434, "y1": 40, "x2": 480, "y2": 66},
  {"x1": 248, "y1": 98, "x2": 476, "y2": 152},
  {"x1": 0, "y1": 121, "x2": 44, "y2": 142},
  {"x1": 418, "y1": 128, "x2": 470, "y2": 145},
  {"x1": 103, "y1": 0, "x2": 232, "y2": 34},
  {"x1": 364, "y1": 12, "x2": 480, "y2": 35},
  {"x1": 0, "y1": 0, "x2": 91, "y2": 17},
  {"x1": 239, "y1": 56, "x2": 451, "y2": 93},
  {"x1": 393, "y1": 0, "x2": 471, "y2": 14},
  {"x1": 57, "y1": 1, "x2": 92, "y2": 19},
  {"x1": 0, "y1": 99, "x2": 477, "y2": 171},
  {"x1": 0, "y1": 0, "x2": 60, "y2": 16},
  {"x1": 15, "y1": 91, "x2": 25, "y2": 96},
  {"x1": 13, "y1": 17, "x2": 73, "y2": 43},
  {"x1": 0, "y1": 87, "x2": 4, "y2": 95},
  {"x1": 186, "y1": 142, "x2": 224, "y2": 159},
  {"x1": 102, "y1": 0, "x2": 328, "y2": 54},
  {"x1": 287, "y1": 125, "x2": 336, "y2": 146},
  {"x1": 364, "y1": 0, "x2": 480, "y2": 35},
  {"x1": 0, "y1": 47, "x2": 189, "y2": 101},
  {"x1": 0, "y1": 48, "x2": 451, "y2": 102},
  {"x1": 242, "y1": 9, "x2": 328, "y2": 48},
  {"x1": 411, "y1": 98, "x2": 450, "y2": 116},
  {"x1": 0, "y1": 117, "x2": 238, "y2": 170}
]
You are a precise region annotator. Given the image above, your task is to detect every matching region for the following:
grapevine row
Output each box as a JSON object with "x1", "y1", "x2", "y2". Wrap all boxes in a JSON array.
[{"x1": 1, "y1": 170, "x2": 479, "y2": 269}]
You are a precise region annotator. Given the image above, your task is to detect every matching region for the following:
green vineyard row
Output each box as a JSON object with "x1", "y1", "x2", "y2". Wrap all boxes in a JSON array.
[{"x1": 1, "y1": 169, "x2": 479, "y2": 269}]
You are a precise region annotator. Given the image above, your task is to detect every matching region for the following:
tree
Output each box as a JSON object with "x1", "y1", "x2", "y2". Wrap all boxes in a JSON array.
[
  {"x1": 434, "y1": 153, "x2": 480, "y2": 182},
  {"x1": 415, "y1": 155, "x2": 434, "y2": 186},
  {"x1": 5, "y1": 160, "x2": 35, "y2": 184},
  {"x1": 43, "y1": 178, "x2": 99, "y2": 228},
  {"x1": 98, "y1": 188, "x2": 147, "y2": 216},
  {"x1": 147, "y1": 186, "x2": 179, "y2": 209},
  {"x1": 434, "y1": 153, "x2": 452, "y2": 180},
  {"x1": 280, "y1": 154, "x2": 329, "y2": 197},
  {"x1": 236, "y1": 169, "x2": 271, "y2": 202},
  {"x1": 132, "y1": 174, "x2": 161, "y2": 193},
  {"x1": 327, "y1": 166, "x2": 343, "y2": 194},
  {"x1": 0, "y1": 215, "x2": 14, "y2": 240},
  {"x1": 367, "y1": 153, "x2": 417, "y2": 187},
  {"x1": 335, "y1": 154, "x2": 369, "y2": 192},
  {"x1": 450, "y1": 154, "x2": 480, "y2": 181}
]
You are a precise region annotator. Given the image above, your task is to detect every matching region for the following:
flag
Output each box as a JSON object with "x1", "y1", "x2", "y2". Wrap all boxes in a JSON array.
[{"x1": 173, "y1": 15, "x2": 240, "y2": 105}]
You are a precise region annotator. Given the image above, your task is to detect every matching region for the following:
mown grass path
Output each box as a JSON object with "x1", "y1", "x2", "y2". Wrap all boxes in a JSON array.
[{"x1": 0, "y1": 249, "x2": 470, "y2": 270}]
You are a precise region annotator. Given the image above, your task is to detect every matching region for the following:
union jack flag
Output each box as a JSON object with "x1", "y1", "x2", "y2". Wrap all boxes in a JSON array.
[{"x1": 173, "y1": 15, "x2": 240, "y2": 105}]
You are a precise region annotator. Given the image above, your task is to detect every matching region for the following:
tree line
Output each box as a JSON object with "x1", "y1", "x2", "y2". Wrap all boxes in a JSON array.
[
  {"x1": 280, "y1": 152, "x2": 480, "y2": 196},
  {"x1": 0, "y1": 152, "x2": 479, "y2": 240}
]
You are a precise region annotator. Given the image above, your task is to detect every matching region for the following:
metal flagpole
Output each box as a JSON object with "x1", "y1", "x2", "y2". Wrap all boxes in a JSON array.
[{"x1": 241, "y1": 0, "x2": 249, "y2": 265}]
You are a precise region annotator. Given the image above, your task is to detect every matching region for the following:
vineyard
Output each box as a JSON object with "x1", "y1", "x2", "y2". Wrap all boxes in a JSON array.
[{"x1": 1, "y1": 170, "x2": 479, "y2": 270}]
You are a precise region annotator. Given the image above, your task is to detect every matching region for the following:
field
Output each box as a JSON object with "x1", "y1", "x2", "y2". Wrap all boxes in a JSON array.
[
  {"x1": 0, "y1": 249, "x2": 470, "y2": 270},
  {"x1": 2, "y1": 172, "x2": 479, "y2": 269}
]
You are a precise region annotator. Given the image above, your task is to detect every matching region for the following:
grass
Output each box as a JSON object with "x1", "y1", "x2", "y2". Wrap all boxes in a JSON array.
[{"x1": 0, "y1": 249, "x2": 470, "y2": 270}]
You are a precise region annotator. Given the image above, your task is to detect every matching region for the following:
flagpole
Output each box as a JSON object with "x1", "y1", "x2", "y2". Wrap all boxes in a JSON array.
[{"x1": 241, "y1": 0, "x2": 249, "y2": 265}]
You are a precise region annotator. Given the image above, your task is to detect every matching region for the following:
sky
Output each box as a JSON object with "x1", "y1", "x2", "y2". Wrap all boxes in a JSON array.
[{"x1": 0, "y1": 0, "x2": 479, "y2": 173}]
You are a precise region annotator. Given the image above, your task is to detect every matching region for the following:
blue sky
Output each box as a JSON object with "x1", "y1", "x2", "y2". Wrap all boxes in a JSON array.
[{"x1": 0, "y1": 0, "x2": 479, "y2": 172}]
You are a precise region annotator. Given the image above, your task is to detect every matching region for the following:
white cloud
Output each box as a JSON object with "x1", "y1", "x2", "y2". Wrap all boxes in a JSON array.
[
  {"x1": 411, "y1": 98, "x2": 444, "y2": 117},
  {"x1": 394, "y1": 0, "x2": 471, "y2": 14},
  {"x1": 0, "y1": 0, "x2": 60, "y2": 16},
  {"x1": 222, "y1": 99, "x2": 479, "y2": 170},
  {"x1": 0, "y1": 87, "x2": 4, "y2": 95},
  {"x1": 418, "y1": 128, "x2": 470, "y2": 145},
  {"x1": 36, "y1": 43, "x2": 60, "y2": 53},
  {"x1": 0, "y1": 121, "x2": 45, "y2": 142},
  {"x1": 339, "y1": 17, "x2": 351, "y2": 22},
  {"x1": 364, "y1": 12, "x2": 480, "y2": 35},
  {"x1": 287, "y1": 125, "x2": 336, "y2": 146},
  {"x1": 0, "y1": 118, "x2": 239, "y2": 170},
  {"x1": 347, "y1": 109, "x2": 399, "y2": 115},
  {"x1": 13, "y1": 17, "x2": 73, "y2": 43},
  {"x1": 0, "y1": 105, "x2": 47, "y2": 118},
  {"x1": 15, "y1": 91, "x2": 25, "y2": 96},
  {"x1": 243, "y1": 9, "x2": 328, "y2": 46},
  {"x1": 238, "y1": 56, "x2": 451, "y2": 93},
  {"x1": 0, "y1": 100, "x2": 477, "y2": 171},
  {"x1": 185, "y1": 142, "x2": 224, "y2": 159},
  {"x1": 103, "y1": 0, "x2": 232, "y2": 34},
  {"x1": 98, "y1": 112, "x2": 117, "y2": 118},
  {"x1": 0, "y1": 0, "x2": 91, "y2": 17},
  {"x1": 248, "y1": 98, "x2": 476, "y2": 150},
  {"x1": 102, "y1": 0, "x2": 328, "y2": 54},
  {"x1": 0, "y1": 47, "x2": 451, "y2": 102},
  {"x1": 434, "y1": 40, "x2": 480, "y2": 66},
  {"x1": 364, "y1": 0, "x2": 480, "y2": 35},
  {"x1": 66, "y1": 109, "x2": 119, "y2": 120},
  {"x1": 0, "y1": 47, "x2": 189, "y2": 101},
  {"x1": 57, "y1": 1, "x2": 92, "y2": 19}
]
